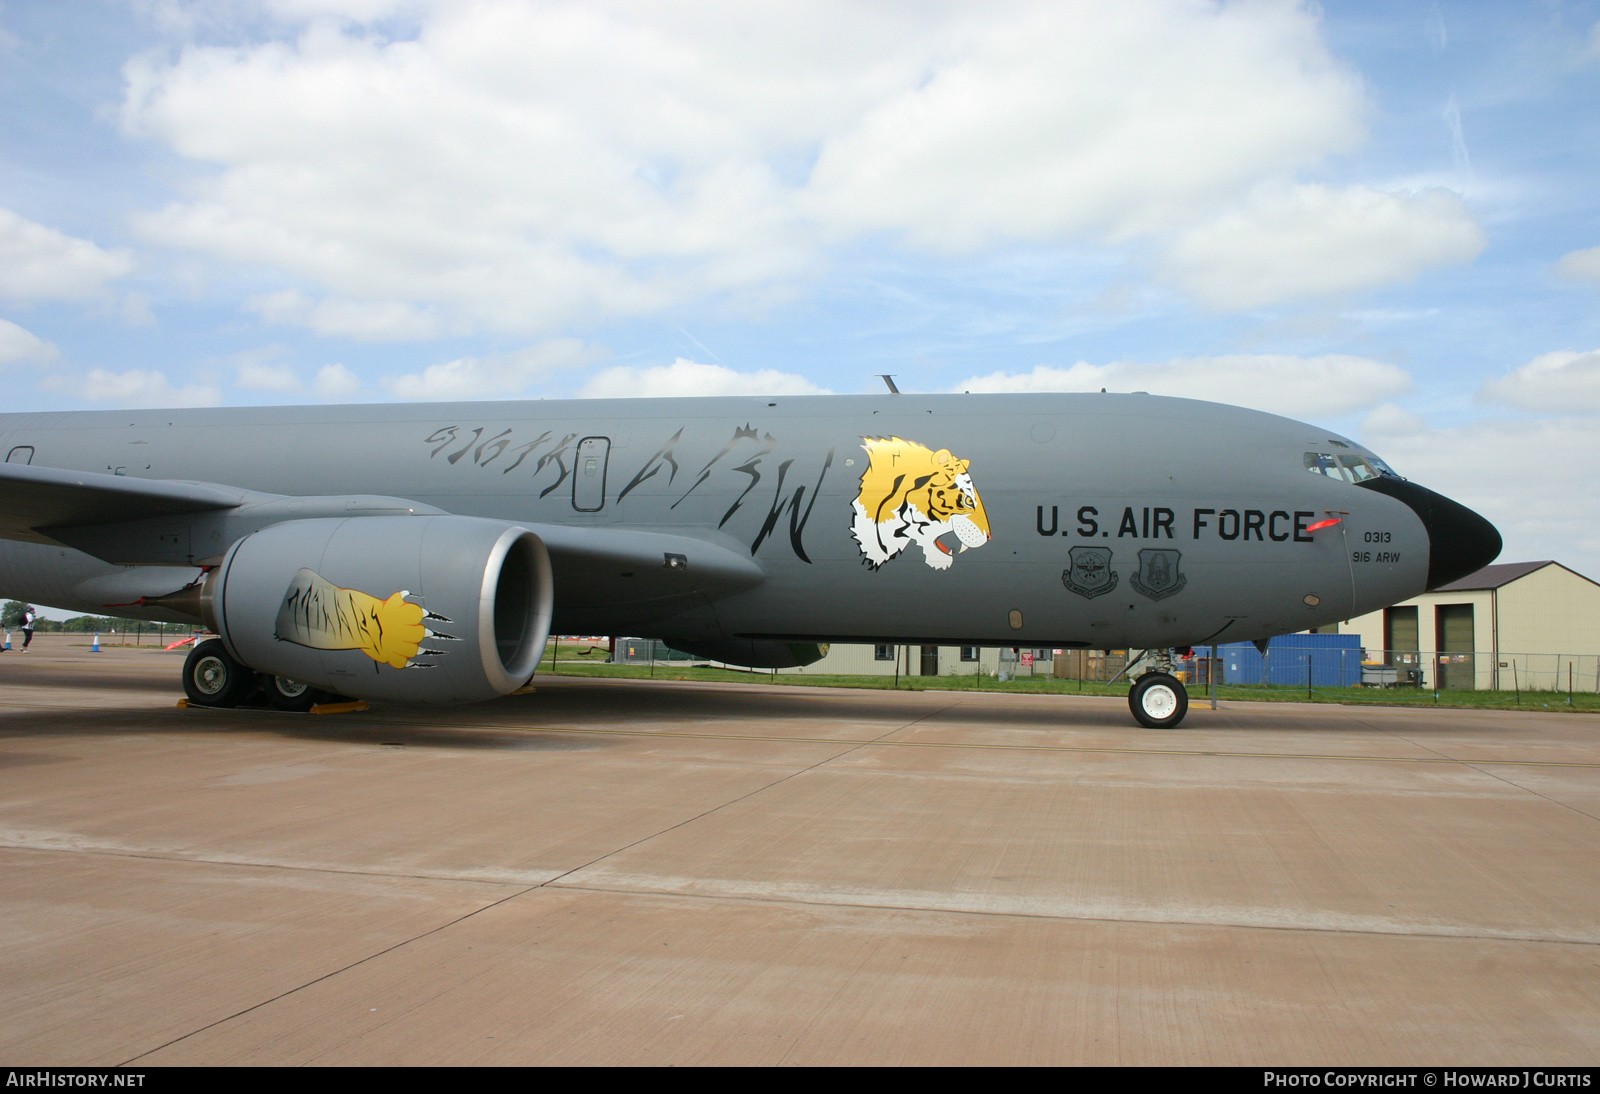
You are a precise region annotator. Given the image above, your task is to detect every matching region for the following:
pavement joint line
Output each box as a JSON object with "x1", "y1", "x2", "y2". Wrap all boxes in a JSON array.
[
  {"x1": 0, "y1": 840, "x2": 544, "y2": 888},
  {"x1": 545, "y1": 881, "x2": 1600, "y2": 949},
  {"x1": 1455, "y1": 762, "x2": 1600, "y2": 827},
  {"x1": 5, "y1": 701, "x2": 1599, "y2": 768},
  {"x1": 100, "y1": 700, "x2": 961, "y2": 1055},
  {"x1": 523, "y1": 703, "x2": 958, "y2": 893},
  {"x1": 7, "y1": 837, "x2": 1598, "y2": 954},
  {"x1": 118, "y1": 881, "x2": 546, "y2": 1066},
  {"x1": 331, "y1": 718, "x2": 1600, "y2": 769},
  {"x1": 1372, "y1": 721, "x2": 1600, "y2": 828}
]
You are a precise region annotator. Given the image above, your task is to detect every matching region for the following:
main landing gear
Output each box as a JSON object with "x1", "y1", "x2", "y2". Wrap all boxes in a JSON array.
[
  {"x1": 182, "y1": 638, "x2": 339, "y2": 712},
  {"x1": 1128, "y1": 671, "x2": 1189, "y2": 729}
]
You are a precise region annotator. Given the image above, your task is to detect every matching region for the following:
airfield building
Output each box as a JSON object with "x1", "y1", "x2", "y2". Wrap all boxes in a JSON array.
[{"x1": 1332, "y1": 560, "x2": 1600, "y2": 692}]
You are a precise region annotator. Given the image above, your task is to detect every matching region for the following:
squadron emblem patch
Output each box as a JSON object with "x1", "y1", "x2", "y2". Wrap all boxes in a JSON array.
[
  {"x1": 1063, "y1": 546, "x2": 1118, "y2": 599},
  {"x1": 1130, "y1": 548, "x2": 1187, "y2": 601}
]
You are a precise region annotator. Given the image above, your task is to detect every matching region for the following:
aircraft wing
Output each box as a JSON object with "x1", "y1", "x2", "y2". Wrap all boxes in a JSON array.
[
  {"x1": 0, "y1": 462, "x2": 244, "y2": 544},
  {"x1": 0, "y1": 462, "x2": 761, "y2": 607}
]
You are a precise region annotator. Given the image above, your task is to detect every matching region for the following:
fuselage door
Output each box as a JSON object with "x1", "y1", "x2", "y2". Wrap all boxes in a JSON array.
[{"x1": 572, "y1": 436, "x2": 610, "y2": 511}]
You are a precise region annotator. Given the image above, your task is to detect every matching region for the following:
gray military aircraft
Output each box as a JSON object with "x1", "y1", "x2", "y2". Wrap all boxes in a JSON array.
[{"x1": 0, "y1": 392, "x2": 1499, "y2": 727}]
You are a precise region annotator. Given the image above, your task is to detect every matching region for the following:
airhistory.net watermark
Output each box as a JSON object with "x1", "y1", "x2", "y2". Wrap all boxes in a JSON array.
[{"x1": 5, "y1": 1074, "x2": 146, "y2": 1088}]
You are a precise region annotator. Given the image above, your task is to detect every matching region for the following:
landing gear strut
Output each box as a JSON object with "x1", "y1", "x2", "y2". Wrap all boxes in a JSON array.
[{"x1": 1129, "y1": 671, "x2": 1188, "y2": 729}]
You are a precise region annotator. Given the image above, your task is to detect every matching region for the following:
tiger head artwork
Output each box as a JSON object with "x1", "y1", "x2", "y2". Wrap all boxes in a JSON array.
[{"x1": 849, "y1": 437, "x2": 992, "y2": 571}]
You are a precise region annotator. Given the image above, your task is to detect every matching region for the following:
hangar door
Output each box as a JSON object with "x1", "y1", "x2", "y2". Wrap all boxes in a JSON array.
[{"x1": 1435, "y1": 604, "x2": 1475, "y2": 691}]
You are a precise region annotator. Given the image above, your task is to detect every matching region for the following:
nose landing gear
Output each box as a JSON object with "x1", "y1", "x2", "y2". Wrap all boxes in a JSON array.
[{"x1": 1129, "y1": 672, "x2": 1188, "y2": 728}]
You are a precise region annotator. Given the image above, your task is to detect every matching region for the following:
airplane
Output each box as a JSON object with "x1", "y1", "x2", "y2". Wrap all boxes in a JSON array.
[{"x1": 0, "y1": 391, "x2": 1501, "y2": 728}]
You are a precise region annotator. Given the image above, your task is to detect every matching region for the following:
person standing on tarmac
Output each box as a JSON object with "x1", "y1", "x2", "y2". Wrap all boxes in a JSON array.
[{"x1": 20, "y1": 605, "x2": 35, "y2": 652}]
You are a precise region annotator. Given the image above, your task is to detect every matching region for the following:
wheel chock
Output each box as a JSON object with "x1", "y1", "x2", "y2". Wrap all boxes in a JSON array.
[{"x1": 309, "y1": 700, "x2": 369, "y2": 715}]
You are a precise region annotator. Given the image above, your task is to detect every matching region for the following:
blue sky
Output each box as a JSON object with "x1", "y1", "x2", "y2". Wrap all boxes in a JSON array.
[{"x1": 2, "y1": 0, "x2": 1599, "y2": 580}]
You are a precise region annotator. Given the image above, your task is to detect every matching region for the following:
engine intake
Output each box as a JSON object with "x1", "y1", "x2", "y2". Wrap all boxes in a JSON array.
[{"x1": 205, "y1": 516, "x2": 551, "y2": 703}]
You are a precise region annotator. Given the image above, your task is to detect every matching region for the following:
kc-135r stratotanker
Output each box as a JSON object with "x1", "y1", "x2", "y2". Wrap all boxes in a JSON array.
[{"x1": 0, "y1": 392, "x2": 1500, "y2": 727}]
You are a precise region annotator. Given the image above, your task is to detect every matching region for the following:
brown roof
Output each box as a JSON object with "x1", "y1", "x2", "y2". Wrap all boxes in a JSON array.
[{"x1": 1430, "y1": 560, "x2": 1578, "y2": 591}]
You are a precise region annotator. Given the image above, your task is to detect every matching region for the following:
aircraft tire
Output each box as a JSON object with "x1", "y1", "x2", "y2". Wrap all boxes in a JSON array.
[
  {"x1": 1129, "y1": 672, "x2": 1188, "y2": 729},
  {"x1": 265, "y1": 674, "x2": 322, "y2": 712},
  {"x1": 183, "y1": 639, "x2": 256, "y2": 708}
]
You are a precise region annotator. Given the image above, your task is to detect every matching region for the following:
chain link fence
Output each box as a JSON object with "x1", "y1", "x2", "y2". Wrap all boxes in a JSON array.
[{"x1": 1183, "y1": 646, "x2": 1600, "y2": 704}]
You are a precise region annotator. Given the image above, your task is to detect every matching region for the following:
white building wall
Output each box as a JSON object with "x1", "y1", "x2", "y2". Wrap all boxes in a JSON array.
[
  {"x1": 1496, "y1": 565, "x2": 1600, "y2": 660},
  {"x1": 1329, "y1": 563, "x2": 1600, "y2": 690},
  {"x1": 781, "y1": 644, "x2": 1032, "y2": 678}
]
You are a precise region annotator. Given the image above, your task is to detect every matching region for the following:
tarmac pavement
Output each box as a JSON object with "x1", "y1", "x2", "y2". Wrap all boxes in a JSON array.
[{"x1": 2, "y1": 634, "x2": 1598, "y2": 1065}]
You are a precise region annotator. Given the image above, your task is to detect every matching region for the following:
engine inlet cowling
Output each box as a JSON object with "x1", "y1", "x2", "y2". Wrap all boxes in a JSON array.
[{"x1": 208, "y1": 515, "x2": 552, "y2": 703}]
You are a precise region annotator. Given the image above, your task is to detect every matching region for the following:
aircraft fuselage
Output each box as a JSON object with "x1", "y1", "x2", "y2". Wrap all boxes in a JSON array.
[{"x1": 0, "y1": 393, "x2": 1496, "y2": 654}]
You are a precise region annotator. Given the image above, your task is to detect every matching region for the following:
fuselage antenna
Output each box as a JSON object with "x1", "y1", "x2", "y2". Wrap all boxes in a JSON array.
[{"x1": 879, "y1": 375, "x2": 901, "y2": 394}]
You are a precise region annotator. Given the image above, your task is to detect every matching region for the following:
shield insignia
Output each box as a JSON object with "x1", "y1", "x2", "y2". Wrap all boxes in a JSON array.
[
  {"x1": 1130, "y1": 548, "x2": 1187, "y2": 601},
  {"x1": 1063, "y1": 547, "x2": 1118, "y2": 599}
]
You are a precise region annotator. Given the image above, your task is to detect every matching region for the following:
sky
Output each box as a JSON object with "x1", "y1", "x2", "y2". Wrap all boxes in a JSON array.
[{"x1": 2, "y1": 0, "x2": 1599, "y2": 585}]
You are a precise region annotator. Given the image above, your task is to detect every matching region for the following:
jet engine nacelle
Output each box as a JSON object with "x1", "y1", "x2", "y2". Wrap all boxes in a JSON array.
[{"x1": 206, "y1": 515, "x2": 551, "y2": 703}]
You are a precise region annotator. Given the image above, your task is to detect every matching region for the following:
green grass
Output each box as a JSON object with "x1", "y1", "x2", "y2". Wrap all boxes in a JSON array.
[{"x1": 532, "y1": 660, "x2": 1600, "y2": 713}]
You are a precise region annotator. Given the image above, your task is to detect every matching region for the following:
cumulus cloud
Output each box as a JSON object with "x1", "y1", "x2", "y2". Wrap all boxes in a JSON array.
[
  {"x1": 247, "y1": 289, "x2": 442, "y2": 342},
  {"x1": 803, "y1": 2, "x2": 1364, "y2": 249},
  {"x1": 1360, "y1": 402, "x2": 1426, "y2": 435},
  {"x1": 1359, "y1": 412, "x2": 1600, "y2": 581},
  {"x1": 314, "y1": 362, "x2": 361, "y2": 396},
  {"x1": 1478, "y1": 350, "x2": 1600, "y2": 414},
  {"x1": 1554, "y1": 247, "x2": 1600, "y2": 284},
  {"x1": 578, "y1": 358, "x2": 830, "y2": 399},
  {"x1": 45, "y1": 368, "x2": 223, "y2": 408},
  {"x1": 384, "y1": 338, "x2": 601, "y2": 400},
  {"x1": 0, "y1": 318, "x2": 60, "y2": 368},
  {"x1": 957, "y1": 354, "x2": 1412, "y2": 418},
  {"x1": 1161, "y1": 185, "x2": 1484, "y2": 309},
  {"x1": 0, "y1": 208, "x2": 134, "y2": 301},
  {"x1": 235, "y1": 355, "x2": 301, "y2": 392},
  {"x1": 120, "y1": 0, "x2": 1381, "y2": 332}
]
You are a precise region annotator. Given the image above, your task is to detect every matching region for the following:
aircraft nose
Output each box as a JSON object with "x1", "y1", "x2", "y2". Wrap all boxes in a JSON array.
[{"x1": 1357, "y1": 478, "x2": 1502, "y2": 589}]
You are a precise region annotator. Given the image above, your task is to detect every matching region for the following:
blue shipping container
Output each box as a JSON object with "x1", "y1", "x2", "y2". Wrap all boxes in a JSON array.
[{"x1": 1209, "y1": 634, "x2": 1364, "y2": 687}]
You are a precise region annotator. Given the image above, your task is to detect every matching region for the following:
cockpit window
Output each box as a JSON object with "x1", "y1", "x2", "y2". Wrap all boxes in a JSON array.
[
  {"x1": 1304, "y1": 451, "x2": 1396, "y2": 483},
  {"x1": 1304, "y1": 452, "x2": 1344, "y2": 479},
  {"x1": 1338, "y1": 455, "x2": 1379, "y2": 483}
]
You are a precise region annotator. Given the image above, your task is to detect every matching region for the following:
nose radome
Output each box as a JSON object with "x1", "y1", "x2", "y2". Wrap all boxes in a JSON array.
[{"x1": 1356, "y1": 477, "x2": 1502, "y2": 590}]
